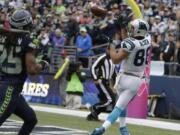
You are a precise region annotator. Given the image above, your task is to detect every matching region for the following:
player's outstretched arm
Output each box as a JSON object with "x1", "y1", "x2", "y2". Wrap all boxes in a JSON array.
[
  {"x1": 109, "y1": 45, "x2": 128, "y2": 64},
  {"x1": 25, "y1": 51, "x2": 44, "y2": 75}
]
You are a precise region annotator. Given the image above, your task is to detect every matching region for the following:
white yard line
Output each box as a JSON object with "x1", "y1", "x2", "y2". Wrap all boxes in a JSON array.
[
  {"x1": 8, "y1": 119, "x2": 88, "y2": 133},
  {"x1": 3, "y1": 119, "x2": 88, "y2": 135},
  {"x1": 31, "y1": 105, "x2": 180, "y2": 132}
]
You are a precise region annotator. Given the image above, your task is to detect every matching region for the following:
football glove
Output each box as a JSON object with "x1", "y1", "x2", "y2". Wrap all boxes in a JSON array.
[
  {"x1": 115, "y1": 12, "x2": 132, "y2": 30},
  {"x1": 41, "y1": 54, "x2": 50, "y2": 63},
  {"x1": 39, "y1": 55, "x2": 50, "y2": 70},
  {"x1": 39, "y1": 60, "x2": 49, "y2": 70}
]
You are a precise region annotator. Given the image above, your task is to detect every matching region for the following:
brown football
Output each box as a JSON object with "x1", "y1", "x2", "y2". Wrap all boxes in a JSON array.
[{"x1": 90, "y1": 5, "x2": 107, "y2": 17}]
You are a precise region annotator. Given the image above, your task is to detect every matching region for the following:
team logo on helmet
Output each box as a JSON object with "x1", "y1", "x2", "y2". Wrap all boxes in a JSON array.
[{"x1": 9, "y1": 9, "x2": 33, "y2": 30}]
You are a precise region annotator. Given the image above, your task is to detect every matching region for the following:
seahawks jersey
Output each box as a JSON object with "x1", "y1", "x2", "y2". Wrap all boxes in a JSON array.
[
  {"x1": 0, "y1": 29, "x2": 36, "y2": 82},
  {"x1": 120, "y1": 34, "x2": 151, "y2": 77}
]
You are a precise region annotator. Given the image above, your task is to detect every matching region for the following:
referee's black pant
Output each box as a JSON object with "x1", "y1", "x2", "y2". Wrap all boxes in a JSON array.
[{"x1": 91, "y1": 79, "x2": 116, "y2": 119}]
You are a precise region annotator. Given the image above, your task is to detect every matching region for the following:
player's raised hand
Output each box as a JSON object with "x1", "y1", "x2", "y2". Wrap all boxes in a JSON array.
[
  {"x1": 39, "y1": 55, "x2": 50, "y2": 70},
  {"x1": 39, "y1": 60, "x2": 49, "y2": 70}
]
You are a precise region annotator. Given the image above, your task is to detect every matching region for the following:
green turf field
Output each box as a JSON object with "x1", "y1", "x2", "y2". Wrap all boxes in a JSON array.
[{"x1": 10, "y1": 109, "x2": 180, "y2": 135}]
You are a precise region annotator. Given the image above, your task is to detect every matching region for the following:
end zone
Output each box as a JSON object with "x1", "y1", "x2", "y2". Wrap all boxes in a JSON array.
[{"x1": 0, "y1": 119, "x2": 88, "y2": 135}]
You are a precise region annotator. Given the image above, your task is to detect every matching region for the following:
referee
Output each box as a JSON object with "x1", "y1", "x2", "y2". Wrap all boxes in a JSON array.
[{"x1": 87, "y1": 50, "x2": 116, "y2": 121}]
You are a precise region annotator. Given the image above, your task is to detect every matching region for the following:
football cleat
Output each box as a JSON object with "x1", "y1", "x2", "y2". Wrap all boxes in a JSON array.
[
  {"x1": 119, "y1": 126, "x2": 131, "y2": 135},
  {"x1": 89, "y1": 127, "x2": 105, "y2": 135},
  {"x1": 86, "y1": 114, "x2": 99, "y2": 121}
]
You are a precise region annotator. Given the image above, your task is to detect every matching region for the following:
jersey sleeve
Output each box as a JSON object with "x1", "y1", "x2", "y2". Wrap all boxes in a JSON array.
[
  {"x1": 121, "y1": 39, "x2": 135, "y2": 52},
  {"x1": 22, "y1": 36, "x2": 37, "y2": 52},
  {"x1": 91, "y1": 54, "x2": 106, "y2": 80}
]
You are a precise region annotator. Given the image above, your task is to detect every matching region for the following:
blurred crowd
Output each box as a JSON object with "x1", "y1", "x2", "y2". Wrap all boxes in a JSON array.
[{"x1": 0, "y1": 0, "x2": 179, "y2": 75}]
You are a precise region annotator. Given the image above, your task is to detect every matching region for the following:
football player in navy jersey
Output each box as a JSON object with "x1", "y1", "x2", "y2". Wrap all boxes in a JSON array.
[{"x1": 0, "y1": 9, "x2": 49, "y2": 135}]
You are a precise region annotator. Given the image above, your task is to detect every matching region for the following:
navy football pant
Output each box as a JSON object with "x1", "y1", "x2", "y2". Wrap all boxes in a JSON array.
[{"x1": 0, "y1": 82, "x2": 37, "y2": 135}]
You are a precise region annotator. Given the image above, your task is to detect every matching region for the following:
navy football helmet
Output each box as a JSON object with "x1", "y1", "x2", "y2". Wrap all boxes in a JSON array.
[{"x1": 9, "y1": 9, "x2": 33, "y2": 30}]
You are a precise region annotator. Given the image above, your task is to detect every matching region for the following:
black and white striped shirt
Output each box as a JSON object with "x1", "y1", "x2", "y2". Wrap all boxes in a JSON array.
[{"x1": 91, "y1": 53, "x2": 115, "y2": 81}]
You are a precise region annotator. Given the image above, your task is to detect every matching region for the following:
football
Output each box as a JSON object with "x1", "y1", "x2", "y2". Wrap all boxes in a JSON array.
[{"x1": 90, "y1": 5, "x2": 107, "y2": 17}]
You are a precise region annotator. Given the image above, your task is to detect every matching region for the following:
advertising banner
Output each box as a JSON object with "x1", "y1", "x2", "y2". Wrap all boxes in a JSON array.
[
  {"x1": 22, "y1": 74, "x2": 99, "y2": 106},
  {"x1": 22, "y1": 74, "x2": 61, "y2": 105}
]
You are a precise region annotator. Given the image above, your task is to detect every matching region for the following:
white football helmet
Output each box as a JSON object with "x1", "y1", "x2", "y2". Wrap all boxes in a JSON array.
[{"x1": 128, "y1": 19, "x2": 149, "y2": 37}]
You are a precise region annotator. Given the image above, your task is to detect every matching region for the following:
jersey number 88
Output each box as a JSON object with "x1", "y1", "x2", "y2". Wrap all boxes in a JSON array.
[{"x1": 134, "y1": 47, "x2": 150, "y2": 66}]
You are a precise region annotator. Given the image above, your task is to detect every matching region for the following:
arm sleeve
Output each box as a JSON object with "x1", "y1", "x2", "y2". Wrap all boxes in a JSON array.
[
  {"x1": 91, "y1": 54, "x2": 106, "y2": 80},
  {"x1": 121, "y1": 39, "x2": 135, "y2": 53},
  {"x1": 91, "y1": 65, "x2": 99, "y2": 81},
  {"x1": 91, "y1": 55, "x2": 104, "y2": 80},
  {"x1": 23, "y1": 36, "x2": 37, "y2": 53}
]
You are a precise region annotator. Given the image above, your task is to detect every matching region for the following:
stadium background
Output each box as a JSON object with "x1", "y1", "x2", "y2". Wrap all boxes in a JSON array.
[{"x1": 0, "y1": 0, "x2": 180, "y2": 135}]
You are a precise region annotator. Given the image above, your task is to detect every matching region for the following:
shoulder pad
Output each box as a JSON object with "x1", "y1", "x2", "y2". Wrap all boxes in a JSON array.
[{"x1": 121, "y1": 39, "x2": 135, "y2": 52}]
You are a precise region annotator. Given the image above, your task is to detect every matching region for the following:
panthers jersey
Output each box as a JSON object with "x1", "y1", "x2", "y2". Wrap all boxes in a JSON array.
[
  {"x1": 120, "y1": 34, "x2": 151, "y2": 77},
  {"x1": 0, "y1": 29, "x2": 36, "y2": 82}
]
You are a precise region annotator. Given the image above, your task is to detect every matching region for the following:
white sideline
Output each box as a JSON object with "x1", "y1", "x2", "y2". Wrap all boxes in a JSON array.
[{"x1": 31, "y1": 105, "x2": 180, "y2": 131}]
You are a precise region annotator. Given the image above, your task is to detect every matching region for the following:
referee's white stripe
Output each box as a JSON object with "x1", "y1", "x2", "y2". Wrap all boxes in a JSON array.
[
  {"x1": 91, "y1": 54, "x2": 106, "y2": 80},
  {"x1": 104, "y1": 59, "x2": 109, "y2": 80},
  {"x1": 96, "y1": 81, "x2": 112, "y2": 109}
]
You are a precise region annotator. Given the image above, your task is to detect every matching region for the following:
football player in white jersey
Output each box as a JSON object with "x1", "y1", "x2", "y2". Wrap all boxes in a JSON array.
[{"x1": 90, "y1": 19, "x2": 151, "y2": 135}]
